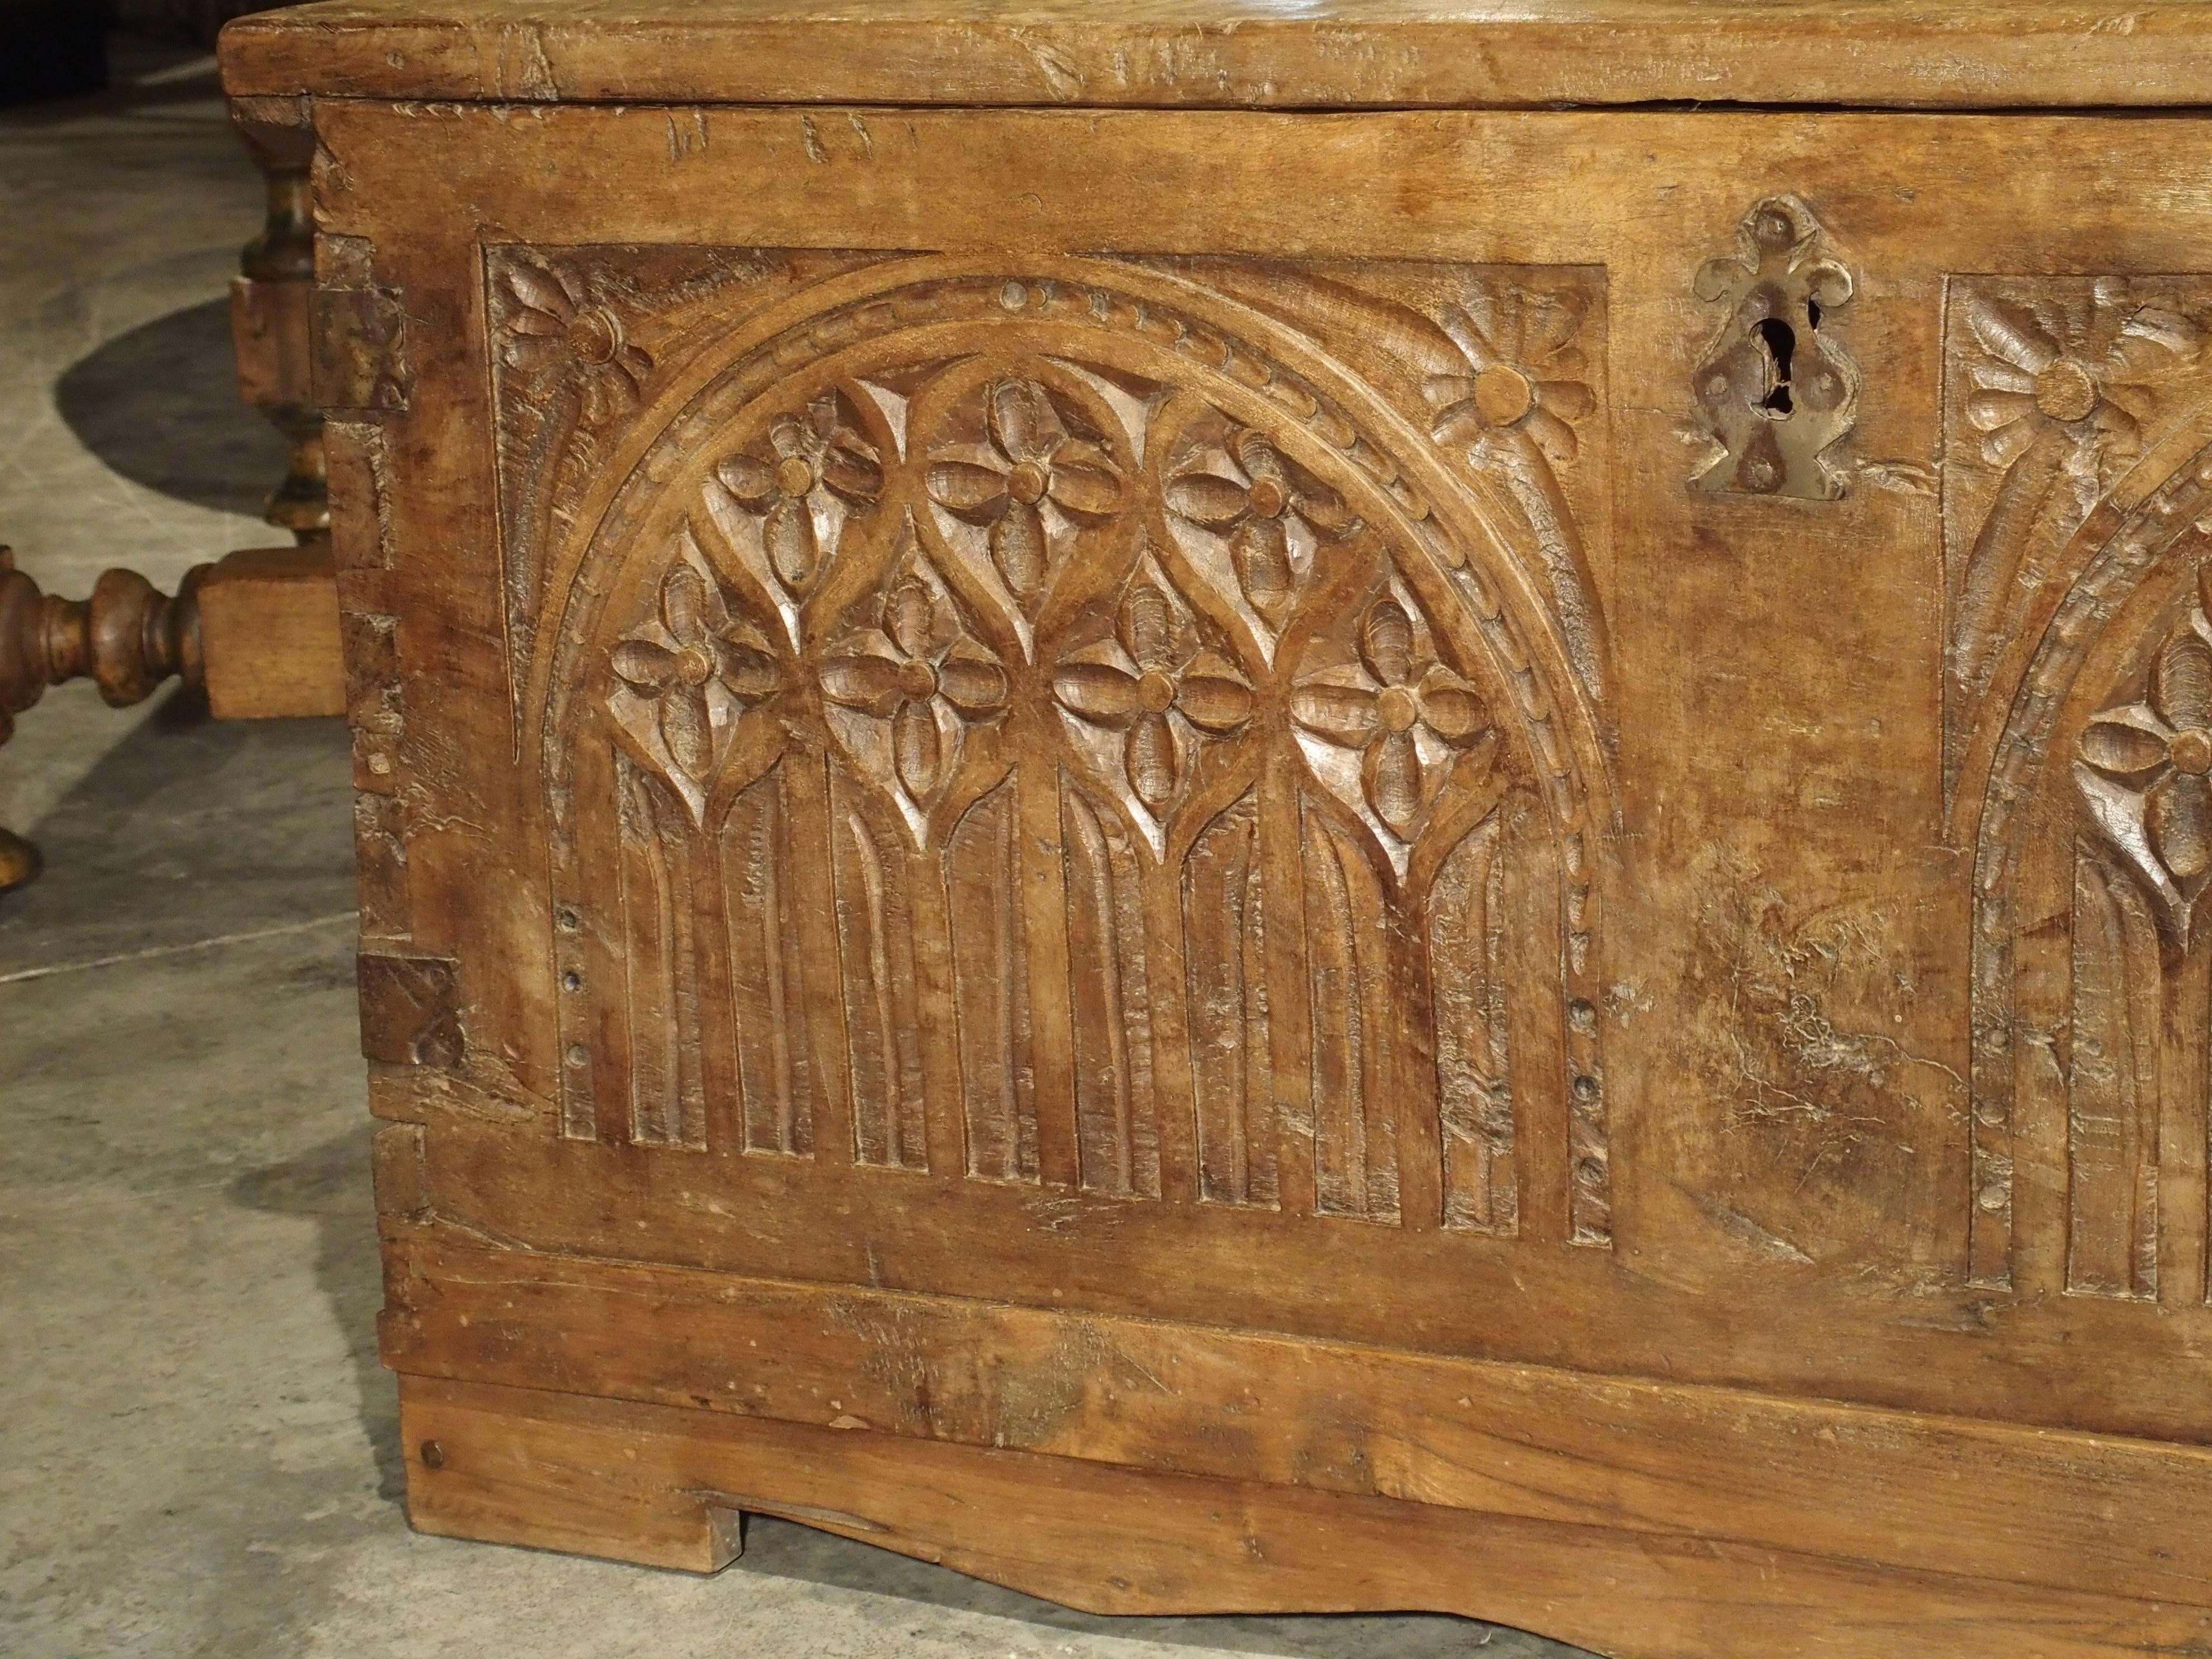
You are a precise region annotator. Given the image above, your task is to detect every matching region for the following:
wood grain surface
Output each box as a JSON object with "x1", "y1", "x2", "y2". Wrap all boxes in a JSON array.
[
  {"x1": 221, "y1": 0, "x2": 2212, "y2": 110},
  {"x1": 214, "y1": 21, "x2": 2212, "y2": 1649}
]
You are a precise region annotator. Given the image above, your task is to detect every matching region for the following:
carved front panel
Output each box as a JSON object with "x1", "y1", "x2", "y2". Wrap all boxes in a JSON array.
[
  {"x1": 1947, "y1": 274, "x2": 2212, "y2": 1299},
  {"x1": 498, "y1": 248, "x2": 1613, "y2": 1243}
]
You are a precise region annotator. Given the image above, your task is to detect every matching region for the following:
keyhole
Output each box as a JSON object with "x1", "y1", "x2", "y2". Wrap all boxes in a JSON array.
[{"x1": 1756, "y1": 317, "x2": 1796, "y2": 416}]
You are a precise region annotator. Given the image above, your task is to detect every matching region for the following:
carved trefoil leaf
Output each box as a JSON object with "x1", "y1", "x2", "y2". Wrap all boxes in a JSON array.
[{"x1": 1689, "y1": 197, "x2": 1857, "y2": 499}]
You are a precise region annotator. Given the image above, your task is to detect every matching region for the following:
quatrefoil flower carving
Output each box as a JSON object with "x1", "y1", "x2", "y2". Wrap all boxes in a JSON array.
[
  {"x1": 1292, "y1": 596, "x2": 1489, "y2": 842},
  {"x1": 925, "y1": 379, "x2": 1125, "y2": 601},
  {"x1": 612, "y1": 561, "x2": 780, "y2": 783},
  {"x1": 1163, "y1": 429, "x2": 1353, "y2": 629},
  {"x1": 497, "y1": 262, "x2": 652, "y2": 424},
  {"x1": 2076, "y1": 596, "x2": 2212, "y2": 947},
  {"x1": 1425, "y1": 283, "x2": 1598, "y2": 466},
  {"x1": 1054, "y1": 577, "x2": 1256, "y2": 817},
  {"x1": 712, "y1": 393, "x2": 885, "y2": 595},
  {"x1": 820, "y1": 564, "x2": 1010, "y2": 813}
]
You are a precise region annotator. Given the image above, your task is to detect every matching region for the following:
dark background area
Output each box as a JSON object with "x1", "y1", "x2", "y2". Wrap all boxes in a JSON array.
[{"x1": 2, "y1": 0, "x2": 288, "y2": 105}]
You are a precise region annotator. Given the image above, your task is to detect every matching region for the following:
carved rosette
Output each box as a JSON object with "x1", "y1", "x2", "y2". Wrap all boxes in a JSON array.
[
  {"x1": 1945, "y1": 278, "x2": 2206, "y2": 797},
  {"x1": 1426, "y1": 284, "x2": 1597, "y2": 472},
  {"x1": 606, "y1": 536, "x2": 782, "y2": 819},
  {"x1": 710, "y1": 389, "x2": 887, "y2": 608},
  {"x1": 820, "y1": 539, "x2": 1012, "y2": 842},
  {"x1": 1162, "y1": 416, "x2": 1353, "y2": 654},
  {"x1": 1052, "y1": 551, "x2": 1256, "y2": 852},
  {"x1": 527, "y1": 252, "x2": 1614, "y2": 1243},
  {"x1": 1291, "y1": 590, "x2": 1496, "y2": 877}
]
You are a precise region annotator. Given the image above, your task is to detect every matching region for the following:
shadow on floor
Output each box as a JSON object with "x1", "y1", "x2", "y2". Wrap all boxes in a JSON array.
[
  {"x1": 52, "y1": 294, "x2": 288, "y2": 520},
  {"x1": 0, "y1": 689, "x2": 356, "y2": 975},
  {"x1": 226, "y1": 1124, "x2": 407, "y2": 1505}
]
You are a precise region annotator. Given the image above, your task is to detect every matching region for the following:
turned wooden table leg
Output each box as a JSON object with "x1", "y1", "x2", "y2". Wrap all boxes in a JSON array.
[
  {"x1": 0, "y1": 546, "x2": 208, "y2": 894},
  {"x1": 230, "y1": 96, "x2": 326, "y2": 545}
]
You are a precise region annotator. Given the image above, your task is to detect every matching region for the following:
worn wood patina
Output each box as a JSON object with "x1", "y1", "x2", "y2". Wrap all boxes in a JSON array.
[{"x1": 219, "y1": 3, "x2": 2212, "y2": 1652}]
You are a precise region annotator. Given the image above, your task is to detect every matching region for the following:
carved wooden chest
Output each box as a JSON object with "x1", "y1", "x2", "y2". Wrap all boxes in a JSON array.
[{"x1": 221, "y1": 4, "x2": 2212, "y2": 1653}]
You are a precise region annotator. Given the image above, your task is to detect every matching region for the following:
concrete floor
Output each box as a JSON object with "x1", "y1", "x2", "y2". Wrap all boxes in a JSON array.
[{"x1": 0, "y1": 45, "x2": 1583, "y2": 1659}]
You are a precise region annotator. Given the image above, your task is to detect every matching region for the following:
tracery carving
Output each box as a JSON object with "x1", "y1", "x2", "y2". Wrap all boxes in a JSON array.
[
  {"x1": 1944, "y1": 277, "x2": 2205, "y2": 799},
  {"x1": 819, "y1": 539, "x2": 1012, "y2": 842},
  {"x1": 1949, "y1": 275, "x2": 2212, "y2": 1298},
  {"x1": 1291, "y1": 591, "x2": 1494, "y2": 867},
  {"x1": 487, "y1": 246, "x2": 878, "y2": 731},
  {"x1": 513, "y1": 249, "x2": 1616, "y2": 1244}
]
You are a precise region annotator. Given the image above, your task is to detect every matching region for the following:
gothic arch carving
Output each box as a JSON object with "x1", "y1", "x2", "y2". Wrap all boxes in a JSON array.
[
  {"x1": 1951, "y1": 278, "x2": 2212, "y2": 1295},
  {"x1": 505, "y1": 249, "x2": 1617, "y2": 1244}
]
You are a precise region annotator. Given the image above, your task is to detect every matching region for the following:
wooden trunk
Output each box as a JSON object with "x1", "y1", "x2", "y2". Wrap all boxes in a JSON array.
[{"x1": 221, "y1": 5, "x2": 2212, "y2": 1652}]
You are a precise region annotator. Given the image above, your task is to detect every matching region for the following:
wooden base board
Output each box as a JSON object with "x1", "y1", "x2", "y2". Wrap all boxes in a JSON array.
[{"x1": 400, "y1": 1375, "x2": 2212, "y2": 1659}]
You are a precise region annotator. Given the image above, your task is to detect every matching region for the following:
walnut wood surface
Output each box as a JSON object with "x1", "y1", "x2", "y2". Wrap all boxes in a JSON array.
[
  {"x1": 218, "y1": 0, "x2": 2212, "y2": 110},
  {"x1": 235, "y1": 32, "x2": 2212, "y2": 1653},
  {"x1": 230, "y1": 93, "x2": 328, "y2": 542},
  {"x1": 197, "y1": 545, "x2": 345, "y2": 719},
  {"x1": 402, "y1": 1376, "x2": 2212, "y2": 1659}
]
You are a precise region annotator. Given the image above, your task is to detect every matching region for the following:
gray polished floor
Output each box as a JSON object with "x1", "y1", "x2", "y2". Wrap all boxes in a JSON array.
[{"x1": 0, "y1": 43, "x2": 1576, "y2": 1659}]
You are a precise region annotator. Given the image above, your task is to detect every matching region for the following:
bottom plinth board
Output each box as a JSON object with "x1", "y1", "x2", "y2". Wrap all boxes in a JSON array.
[{"x1": 397, "y1": 1375, "x2": 2212, "y2": 1659}]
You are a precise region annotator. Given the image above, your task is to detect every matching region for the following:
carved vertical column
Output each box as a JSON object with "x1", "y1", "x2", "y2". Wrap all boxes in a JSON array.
[{"x1": 229, "y1": 95, "x2": 327, "y2": 544}]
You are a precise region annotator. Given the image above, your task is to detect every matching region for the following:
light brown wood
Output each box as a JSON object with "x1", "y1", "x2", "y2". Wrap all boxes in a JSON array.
[
  {"x1": 197, "y1": 546, "x2": 346, "y2": 720},
  {"x1": 402, "y1": 1376, "x2": 2212, "y2": 1659},
  {"x1": 378, "y1": 1226, "x2": 2212, "y2": 1609},
  {"x1": 219, "y1": 0, "x2": 2212, "y2": 110},
  {"x1": 216, "y1": 4, "x2": 2212, "y2": 1651}
]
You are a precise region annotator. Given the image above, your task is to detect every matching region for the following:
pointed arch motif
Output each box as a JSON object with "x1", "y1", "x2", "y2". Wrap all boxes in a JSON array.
[
  {"x1": 1950, "y1": 275, "x2": 2212, "y2": 1298},
  {"x1": 510, "y1": 248, "x2": 1617, "y2": 1244}
]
